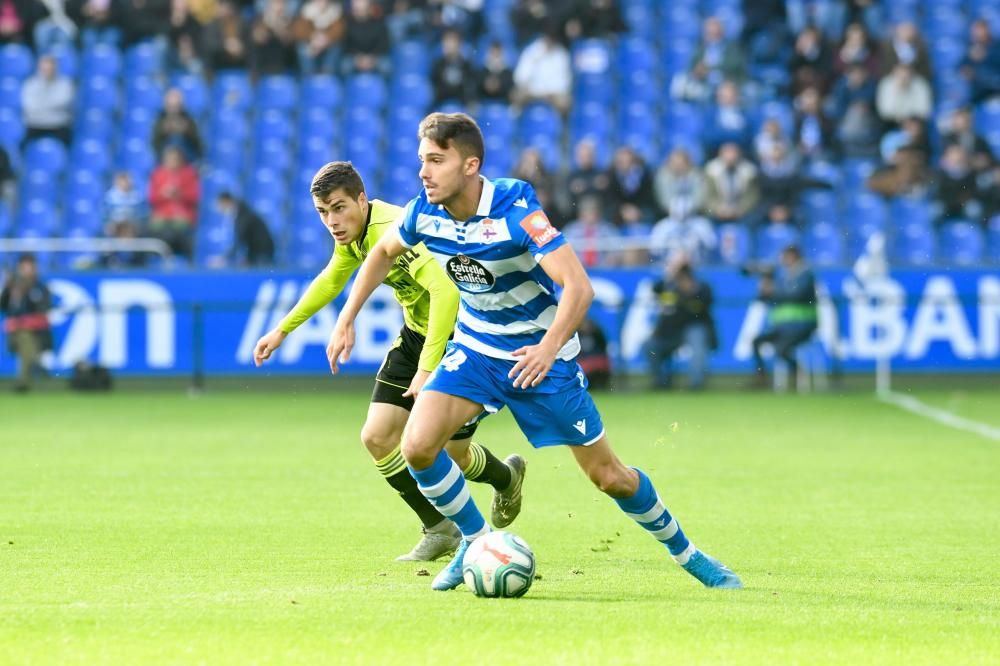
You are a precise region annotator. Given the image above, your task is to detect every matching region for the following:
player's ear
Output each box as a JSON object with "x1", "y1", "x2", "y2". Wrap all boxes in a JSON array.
[
  {"x1": 464, "y1": 156, "x2": 480, "y2": 176},
  {"x1": 357, "y1": 190, "x2": 369, "y2": 208}
]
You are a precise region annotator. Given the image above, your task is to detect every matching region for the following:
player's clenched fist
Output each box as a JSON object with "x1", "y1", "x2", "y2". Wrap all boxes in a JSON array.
[
  {"x1": 326, "y1": 319, "x2": 355, "y2": 374},
  {"x1": 253, "y1": 328, "x2": 287, "y2": 367}
]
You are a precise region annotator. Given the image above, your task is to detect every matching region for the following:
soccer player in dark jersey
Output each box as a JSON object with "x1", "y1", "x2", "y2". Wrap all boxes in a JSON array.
[{"x1": 253, "y1": 161, "x2": 525, "y2": 561}]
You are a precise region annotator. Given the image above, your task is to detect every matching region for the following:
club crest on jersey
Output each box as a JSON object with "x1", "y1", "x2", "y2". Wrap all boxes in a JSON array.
[
  {"x1": 446, "y1": 254, "x2": 496, "y2": 293},
  {"x1": 520, "y1": 211, "x2": 559, "y2": 248}
]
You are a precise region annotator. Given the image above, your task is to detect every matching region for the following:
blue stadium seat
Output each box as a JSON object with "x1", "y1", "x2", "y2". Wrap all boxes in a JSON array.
[
  {"x1": 849, "y1": 221, "x2": 886, "y2": 261},
  {"x1": 66, "y1": 169, "x2": 105, "y2": 204},
  {"x1": 254, "y1": 138, "x2": 293, "y2": 174},
  {"x1": 803, "y1": 221, "x2": 845, "y2": 267},
  {"x1": 122, "y1": 106, "x2": 156, "y2": 143},
  {"x1": 24, "y1": 138, "x2": 68, "y2": 173},
  {"x1": 195, "y1": 216, "x2": 234, "y2": 268},
  {"x1": 573, "y1": 39, "x2": 613, "y2": 76},
  {"x1": 717, "y1": 223, "x2": 751, "y2": 265},
  {"x1": 299, "y1": 136, "x2": 335, "y2": 174},
  {"x1": 975, "y1": 99, "x2": 1000, "y2": 134},
  {"x1": 620, "y1": 70, "x2": 660, "y2": 106},
  {"x1": 118, "y1": 138, "x2": 155, "y2": 178},
  {"x1": 664, "y1": 102, "x2": 705, "y2": 138},
  {"x1": 574, "y1": 72, "x2": 615, "y2": 105},
  {"x1": 247, "y1": 167, "x2": 288, "y2": 200},
  {"x1": 618, "y1": 36, "x2": 658, "y2": 74},
  {"x1": 939, "y1": 221, "x2": 985, "y2": 266},
  {"x1": 255, "y1": 110, "x2": 294, "y2": 142},
  {"x1": 212, "y1": 71, "x2": 253, "y2": 110},
  {"x1": 48, "y1": 44, "x2": 78, "y2": 79},
  {"x1": 0, "y1": 106, "x2": 23, "y2": 148},
  {"x1": 756, "y1": 224, "x2": 801, "y2": 262},
  {"x1": 893, "y1": 220, "x2": 936, "y2": 266},
  {"x1": 519, "y1": 103, "x2": 562, "y2": 142},
  {"x1": 289, "y1": 223, "x2": 332, "y2": 270},
  {"x1": 72, "y1": 139, "x2": 112, "y2": 175},
  {"x1": 344, "y1": 107, "x2": 385, "y2": 143},
  {"x1": 17, "y1": 198, "x2": 60, "y2": 236},
  {"x1": 0, "y1": 200, "x2": 10, "y2": 235},
  {"x1": 211, "y1": 108, "x2": 248, "y2": 140},
  {"x1": 65, "y1": 197, "x2": 103, "y2": 235},
  {"x1": 846, "y1": 192, "x2": 888, "y2": 229},
  {"x1": 391, "y1": 40, "x2": 430, "y2": 76},
  {"x1": 302, "y1": 75, "x2": 342, "y2": 108},
  {"x1": 75, "y1": 108, "x2": 112, "y2": 142},
  {"x1": 19, "y1": 169, "x2": 55, "y2": 202},
  {"x1": 170, "y1": 74, "x2": 209, "y2": 117},
  {"x1": 0, "y1": 43, "x2": 34, "y2": 80},
  {"x1": 256, "y1": 75, "x2": 299, "y2": 111},
  {"x1": 300, "y1": 106, "x2": 338, "y2": 141},
  {"x1": 477, "y1": 102, "x2": 515, "y2": 140},
  {"x1": 345, "y1": 74, "x2": 388, "y2": 110},
  {"x1": 345, "y1": 139, "x2": 382, "y2": 178},
  {"x1": 124, "y1": 41, "x2": 162, "y2": 77},
  {"x1": 390, "y1": 74, "x2": 432, "y2": 111},
  {"x1": 0, "y1": 76, "x2": 20, "y2": 112},
  {"x1": 201, "y1": 168, "x2": 241, "y2": 203},
  {"x1": 208, "y1": 137, "x2": 244, "y2": 174},
  {"x1": 891, "y1": 197, "x2": 933, "y2": 229},
  {"x1": 800, "y1": 189, "x2": 839, "y2": 225},
  {"x1": 389, "y1": 104, "x2": 424, "y2": 140},
  {"x1": 80, "y1": 44, "x2": 121, "y2": 78},
  {"x1": 988, "y1": 216, "x2": 1000, "y2": 263},
  {"x1": 80, "y1": 76, "x2": 121, "y2": 111},
  {"x1": 125, "y1": 76, "x2": 164, "y2": 110},
  {"x1": 623, "y1": 3, "x2": 655, "y2": 38},
  {"x1": 661, "y1": 7, "x2": 700, "y2": 41},
  {"x1": 840, "y1": 158, "x2": 877, "y2": 194},
  {"x1": 619, "y1": 103, "x2": 657, "y2": 140}
]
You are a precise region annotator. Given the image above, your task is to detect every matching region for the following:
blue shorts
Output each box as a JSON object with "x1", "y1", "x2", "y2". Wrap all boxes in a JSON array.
[{"x1": 424, "y1": 342, "x2": 605, "y2": 448}]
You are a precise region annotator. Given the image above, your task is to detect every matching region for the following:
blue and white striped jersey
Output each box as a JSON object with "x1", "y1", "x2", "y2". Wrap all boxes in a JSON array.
[{"x1": 397, "y1": 176, "x2": 581, "y2": 361}]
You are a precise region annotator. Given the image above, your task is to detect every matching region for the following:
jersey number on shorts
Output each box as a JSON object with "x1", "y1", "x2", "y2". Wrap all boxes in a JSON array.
[{"x1": 440, "y1": 347, "x2": 468, "y2": 372}]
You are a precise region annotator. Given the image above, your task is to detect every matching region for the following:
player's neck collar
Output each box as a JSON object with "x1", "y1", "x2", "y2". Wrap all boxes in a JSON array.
[
  {"x1": 357, "y1": 199, "x2": 373, "y2": 246},
  {"x1": 475, "y1": 175, "x2": 495, "y2": 217}
]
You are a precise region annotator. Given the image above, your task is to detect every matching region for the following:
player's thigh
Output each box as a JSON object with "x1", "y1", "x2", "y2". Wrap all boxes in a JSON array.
[
  {"x1": 403, "y1": 389, "x2": 485, "y2": 459},
  {"x1": 360, "y1": 401, "x2": 410, "y2": 459}
]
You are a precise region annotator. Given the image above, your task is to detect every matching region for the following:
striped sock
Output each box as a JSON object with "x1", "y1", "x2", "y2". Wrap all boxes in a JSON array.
[
  {"x1": 375, "y1": 446, "x2": 446, "y2": 529},
  {"x1": 614, "y1": 468, "x2": 697, "y2": 565},
  {"x1": 461, "y1": 442, "x2": 512, "y2": 491},
  {"x1": 410, "y1": 450, "x2": 489, "y2": 539}
]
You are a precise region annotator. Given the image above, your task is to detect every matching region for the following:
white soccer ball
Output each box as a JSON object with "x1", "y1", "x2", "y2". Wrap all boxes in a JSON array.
[{"x1": 462, "y1": 531, "x2": 536, "y2": 598}]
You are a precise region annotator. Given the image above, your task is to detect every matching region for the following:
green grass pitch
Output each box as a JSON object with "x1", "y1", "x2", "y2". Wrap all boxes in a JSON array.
[{"x1": 1, "y1": 387, "x2": 998, "y2": 664}]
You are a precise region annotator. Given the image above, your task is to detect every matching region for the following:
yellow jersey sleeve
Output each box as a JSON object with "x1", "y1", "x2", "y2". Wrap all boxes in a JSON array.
[{"x1": 278, "y1": 243, "x2": 360, "y2": 333}]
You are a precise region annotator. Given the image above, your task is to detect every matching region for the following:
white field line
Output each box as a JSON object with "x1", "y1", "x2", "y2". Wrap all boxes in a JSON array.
[{"x1": 878, "y1": 391, "x2": 1000, "y2": 442}]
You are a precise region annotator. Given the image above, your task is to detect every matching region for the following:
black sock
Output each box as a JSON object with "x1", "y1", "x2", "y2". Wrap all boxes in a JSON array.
[
  {"x1": 375, "y1": 446, "x2": 445, "y2": 529},
  {"x1": 462, "y1": 442, "x2": 512, "y2": 491}
]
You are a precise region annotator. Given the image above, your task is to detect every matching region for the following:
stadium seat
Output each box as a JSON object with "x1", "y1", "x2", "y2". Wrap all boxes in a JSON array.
[
  {"x1": 939, "y1": 221, "x2": 985, "y2": 266},
  {"x1": 66, "y1": 169, "x2": 106, "y2": 204},
  {"x1": 975, "y1": 98, "x2": 1000, "y2": 134},
  {"x1": 75, "y1": 108, "x2": 113, "y2": 142},
  {"x1": 717, "y1": 223, "x2": 751, "y2": 265},
  {"x1": 618, "y1": 37, "x2": 658, "y2": 75},
  {"x1": 208, "y1": 137, "x2": 244, "y2": 174},
  {"x1": 301, "y1": 75, "x2": 342, "y2": 108},
  {"x1": 247, "y1": 168, "x2": 288, "y2": 201},
  {"x1": 300, "y1": 106, "x2": 338, "y2": 140},
  {"x1": 477, "y1": 102, "x2": 515, "y2": 139},
  {"x1": 0, "y1": 76, "x2": 20, "y2": 112},
  {"x1": 846, "y1": 192, "x2": 889, "y2": 229},
  {"x1": 756, "y1": 224, "x2": 801, "y2": 262},
  {"x1": 803, "y1": 221, "x2": 845, "y2": 267},
  {"x1": 390, "y1": 74, "x2": 432, "y2": 111},
  {"x1": 122, "y1": 106, "x2": 156, "y2": 143},
  {"x1": 255, "y1": 109, "x2": 294, "y2": 142},
  {"x1": 571, "y1": 103, "x2": 613, "y2": 143},
  {"x1": 289, "y1": 224, "x2": 333, "y2": 270},
  {"x1": 254, "y1": 138, "x2": 293, "y2": 174},
  {"x1": 24, "y1": 138, "x2": 69, "y2": 173},
  {"x1": 211, "y1": 108, "x2": 248, "y2": 140},
  {"x1": 65, "y1": 197, "x2": 103, "y2": 235},
  {"x1": 574, "y1": 72, "x2": 615, "y2": 105},
  {"x1": 573, "y1": 39, "x2": 613, "y2": 77},
  {"x1": 212, "y1": 71, "x2": 253, "y2": 110},
  {"x1": 72, "y1": 139, "x2": 113, "y2": 175},
  {"x1": 661, "y1": 7, "x2": 700, "y2": 42},
  {"x1": 125, "y1": 76, "x2": 165, "y2": 110},
  {"x1": 0, "y1": 43, "x2": 34, "y2": 80},
  {"x1": 118, "y1": 138, "x2": 156, "y2": 178},
  {"x1": 988, "y1": 216, "x2": 1000, "y2": 264},
  {"x1": 800, "y1": 189, "x2": 840, "y2": 225},
  {"x1": 345, "y1": 74, "x2": 388, "y2": 110},
  {"x1": 391, "y1": 40, "x2": 431, "y2": 76},
  {"x1": 0, "y1": 200, "x2": 10, "y2": 235},
  {"x1": 80, "y1": 76, "x2": 121, "y2": 111},
  {"x1": 519, "y1": 103, "x2": 562, "y2": 142},
  {"x1": 49, "y1": 44, "x2": 78, "y2": 79},
  {"x1": 256, "y1": 75, "x2": 299, "y2": 111},
  {"x1": 19, "y1": 169, "x2": 55, "y2": 203},
  {"x1": 171, "y1": 75, "x2": 209, "y2": 117},
  {"x1": 893, "y1": 220, "x2": 936, "y2": 266},
  {"x1": 891, "y1": 196, "x2": 933, "y2": 229},
  {"x1": 124, "y1": 41, "x2": 162, "y2": 77},
  {"x1": 623, "y1": 3, "x2": 655, "y2": 38},
  {"x1": 0, "y1": 107, "x2": 23, "y2": 148},
  {"x1": 17, "y1": 198, "x2": 60, "y2": 236},
  {"x1": 80, "y1": 44, "x2": 121, "y2": 78},
  {"x1": 620, "y1": 70, "x2": 660, "y2": 106}
]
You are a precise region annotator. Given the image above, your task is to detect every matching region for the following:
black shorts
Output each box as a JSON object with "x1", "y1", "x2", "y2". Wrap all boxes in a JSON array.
[{"x1": 372, "y1": 326, "x2": 478, "y2": 440}]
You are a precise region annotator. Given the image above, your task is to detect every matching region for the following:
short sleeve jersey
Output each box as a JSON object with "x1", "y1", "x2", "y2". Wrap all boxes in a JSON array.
[{"x1": 396, "y1": 176, "x2": 580, "y2": 361}]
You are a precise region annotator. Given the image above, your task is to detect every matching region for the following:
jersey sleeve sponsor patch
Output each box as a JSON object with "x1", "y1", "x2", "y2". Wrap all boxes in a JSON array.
[{"x1": 519, "y1": 211, "x2": 559, "y2": 248}]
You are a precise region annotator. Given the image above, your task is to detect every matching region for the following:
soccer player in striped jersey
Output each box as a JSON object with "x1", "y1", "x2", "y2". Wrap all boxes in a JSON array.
[
  {"x1": 328, "y1": 115, "x2": 742, "y2": 591},
  {"x1": 252, "y1": 161, "x2": 526, "y2": 562}
]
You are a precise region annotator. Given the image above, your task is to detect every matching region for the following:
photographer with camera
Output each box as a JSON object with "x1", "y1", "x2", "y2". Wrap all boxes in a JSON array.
[
  {"x1": 647, "y1": 258, "x2": 718, "y2": 391},
  {"x1": 1, "y1": 254, "x2": 53, "y2": 393},
  {"x1": 746, "y1": 244, "x2": 817, "y2": 389}
]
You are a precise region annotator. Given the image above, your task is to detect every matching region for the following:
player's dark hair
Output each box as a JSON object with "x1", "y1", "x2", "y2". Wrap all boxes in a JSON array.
[
  {"x1": 418, "y1": 112, "x2": 485, "y2": 165},
  {"x1": 310, "y1": 161, "x2": 366, "y2": 200}
]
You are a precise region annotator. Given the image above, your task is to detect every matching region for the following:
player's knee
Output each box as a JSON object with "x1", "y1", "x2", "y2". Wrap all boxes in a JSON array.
[
  {"x1": 401, "y1": 431, "x2": 437, "y2": 469},
  {"x1": 360, "y1": 424, "x2": 399, "y2": 460}
]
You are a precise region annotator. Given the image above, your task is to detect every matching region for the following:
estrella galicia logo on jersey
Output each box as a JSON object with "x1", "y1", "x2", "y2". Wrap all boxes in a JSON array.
[
  {"x1": 446, "y1": 254, "x2": 495, "y2": 293},
  {"x1": 520, "y1": 211, "x2": 559, "y2": 248}
]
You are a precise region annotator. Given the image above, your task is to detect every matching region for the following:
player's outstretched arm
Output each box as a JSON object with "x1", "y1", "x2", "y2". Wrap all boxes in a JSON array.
[
  {"x1": 405, "y1": 256, "x2": 460, "y2": 397},
  {"x1": 326, "y1": 231, "x2": 407, "y2": 373},
  {"x1": 509, "y1": 244, "x2": 595, "y2": 389}
]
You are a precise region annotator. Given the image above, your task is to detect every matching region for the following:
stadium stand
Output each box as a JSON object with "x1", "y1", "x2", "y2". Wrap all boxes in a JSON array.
[{"x1": 0, "y1": 0, "x2": 997, "y2": 270}]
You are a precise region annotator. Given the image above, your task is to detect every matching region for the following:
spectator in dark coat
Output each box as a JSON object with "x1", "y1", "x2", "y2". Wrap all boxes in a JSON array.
[
  {"x1": 112, "y1": 0, "x2": 171, "y2": 47},
  {"x1": 217, "y1": 192, "x2": 275, "y2": 267},
  {"x1": 204, "y1": 0, "x2": 249, "y2": 71},
  {"x1": 152, "y1": 88, "x2": 203, "y2": 161},
  {"x1": 608, "y1": 146, "x2": 658, "y2": 224},
  {"x1": 431, "y1": 29, "x2": 475, "y2": 106},
  {"x1": 340, "y1": 0, "x2": 390, "y2": 77},
  {"x1": 250, "y1": 0, "x2": 298, "y2": 76},
  {"x1": 1, "y1": 253, "x2": 52, "y2": 393},
  {"x1": 477, "y1": 41, "x2": 514, "y2": 103},
  {"x1": 961, "y1": 19, "x2": 1000, "y2": 103}
]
